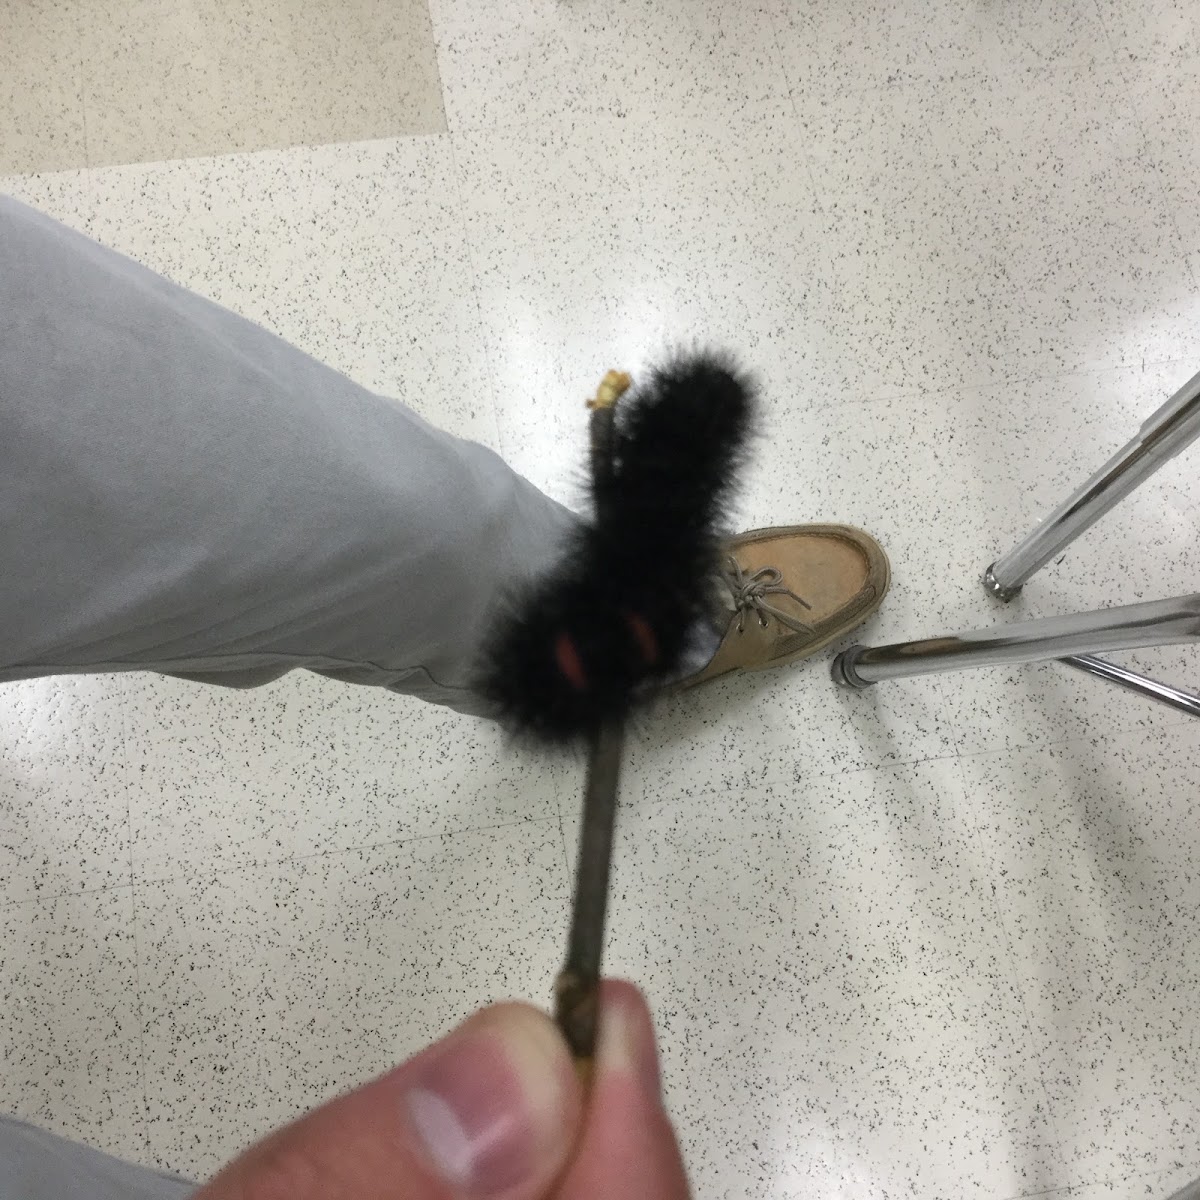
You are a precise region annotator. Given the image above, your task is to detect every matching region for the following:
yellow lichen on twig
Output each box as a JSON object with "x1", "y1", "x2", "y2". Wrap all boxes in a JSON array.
[{"x1": 587, "y1": 369, "x2": 632, "y2": 410}]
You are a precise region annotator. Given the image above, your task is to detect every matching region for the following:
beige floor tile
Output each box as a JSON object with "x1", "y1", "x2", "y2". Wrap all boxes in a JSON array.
[
  {"x1": 0, "y1": 0, "x2": 86, "y2": 173},
  {"x1": 0, "y1": 887, "x2": 143, "y2": 1162},
  {"x1": 81, "y1": 0, "x2": 445, "y2": 167}
]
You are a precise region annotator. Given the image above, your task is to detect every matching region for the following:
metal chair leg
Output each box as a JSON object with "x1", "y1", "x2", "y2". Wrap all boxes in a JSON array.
[
  {"x1": 832, "y1": 594, "x2": 1200, "y2": 719},
  {"x1": 984, "y1": 368, "x2": 1200, "y2": 601},
  {"x1": 1061, "y1": 654, "x2": 1200, "y2": 718}
]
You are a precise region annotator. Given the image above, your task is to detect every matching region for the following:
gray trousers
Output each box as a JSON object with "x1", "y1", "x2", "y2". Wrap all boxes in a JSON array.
[
  {"x1": 1, "y1": 195, "x2": 578, "y2": 1195},
  {"x1": 1, "y1": 194, "x2": 574, "y2": 714},
  {"x1": 0, "y1": 1117, "x2": 194, "y2": 1200}
]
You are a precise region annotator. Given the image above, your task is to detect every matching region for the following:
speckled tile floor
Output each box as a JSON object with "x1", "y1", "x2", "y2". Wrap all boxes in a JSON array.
[{"x1": 2, "y1": 1, "x2": 1200, "y2": 1197}]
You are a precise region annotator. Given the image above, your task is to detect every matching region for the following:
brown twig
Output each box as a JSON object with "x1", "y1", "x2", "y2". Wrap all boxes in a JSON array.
[{"x1": 552, "y1": 371, "x2": 632, "y2": 1081}]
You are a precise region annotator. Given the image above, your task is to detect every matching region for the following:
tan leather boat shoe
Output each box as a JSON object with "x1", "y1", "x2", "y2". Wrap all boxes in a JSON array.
[{"x1": 680, "y1": 524, "x2": 891, "y2": 687}]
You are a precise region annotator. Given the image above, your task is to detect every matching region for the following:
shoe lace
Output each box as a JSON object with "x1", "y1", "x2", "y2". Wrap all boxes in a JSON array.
[{"x1": 725, "y1": 557, "x2": 814, "y2": 635}]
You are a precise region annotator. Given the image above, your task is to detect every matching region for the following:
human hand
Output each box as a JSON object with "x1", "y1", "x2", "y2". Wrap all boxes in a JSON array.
[{"x1": 193, "y1": 980, "x2": 690, "y2": 1199}]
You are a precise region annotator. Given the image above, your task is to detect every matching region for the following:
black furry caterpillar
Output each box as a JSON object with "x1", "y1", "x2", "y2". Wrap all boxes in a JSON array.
[{"x1": 477, "y1": 350, "x2": 755, "y2": 742}]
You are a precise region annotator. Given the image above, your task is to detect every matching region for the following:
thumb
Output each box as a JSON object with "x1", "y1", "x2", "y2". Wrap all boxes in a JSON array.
[{"x1": 194, "y1": 1002, "x2": 584, "y2": 1200}]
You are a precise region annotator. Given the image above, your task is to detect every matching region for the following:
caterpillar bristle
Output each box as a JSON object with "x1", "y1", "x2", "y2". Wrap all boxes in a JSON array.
[{"x1": 476, "y1": 350, "x2": 756, "y2": 743}]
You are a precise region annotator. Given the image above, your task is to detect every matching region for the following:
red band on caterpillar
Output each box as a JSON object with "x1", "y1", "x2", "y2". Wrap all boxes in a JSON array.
[
  {"x1": 623, "y1": 610, "x2": 660, "y2": 666},
  {"x1": 555, "y1": 632, "x2": 588, "y2": 691}
]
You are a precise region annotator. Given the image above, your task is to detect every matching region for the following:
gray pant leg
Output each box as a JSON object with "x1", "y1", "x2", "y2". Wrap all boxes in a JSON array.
[
  {"x1": 0, "y1": 1115, "x2": 194, "y2": 1200},
  {"x1": 0, "y1": 196, "x2": 574, "y2": 715}
]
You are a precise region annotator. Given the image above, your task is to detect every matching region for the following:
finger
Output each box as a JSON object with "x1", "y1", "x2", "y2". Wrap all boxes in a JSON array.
[
  {"x1": 194, "y1": 1001, "x2": 584, "y2": 1200},
  {"x1": 555, "y1": 981, "x2": 691, "y2": 1199}
]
